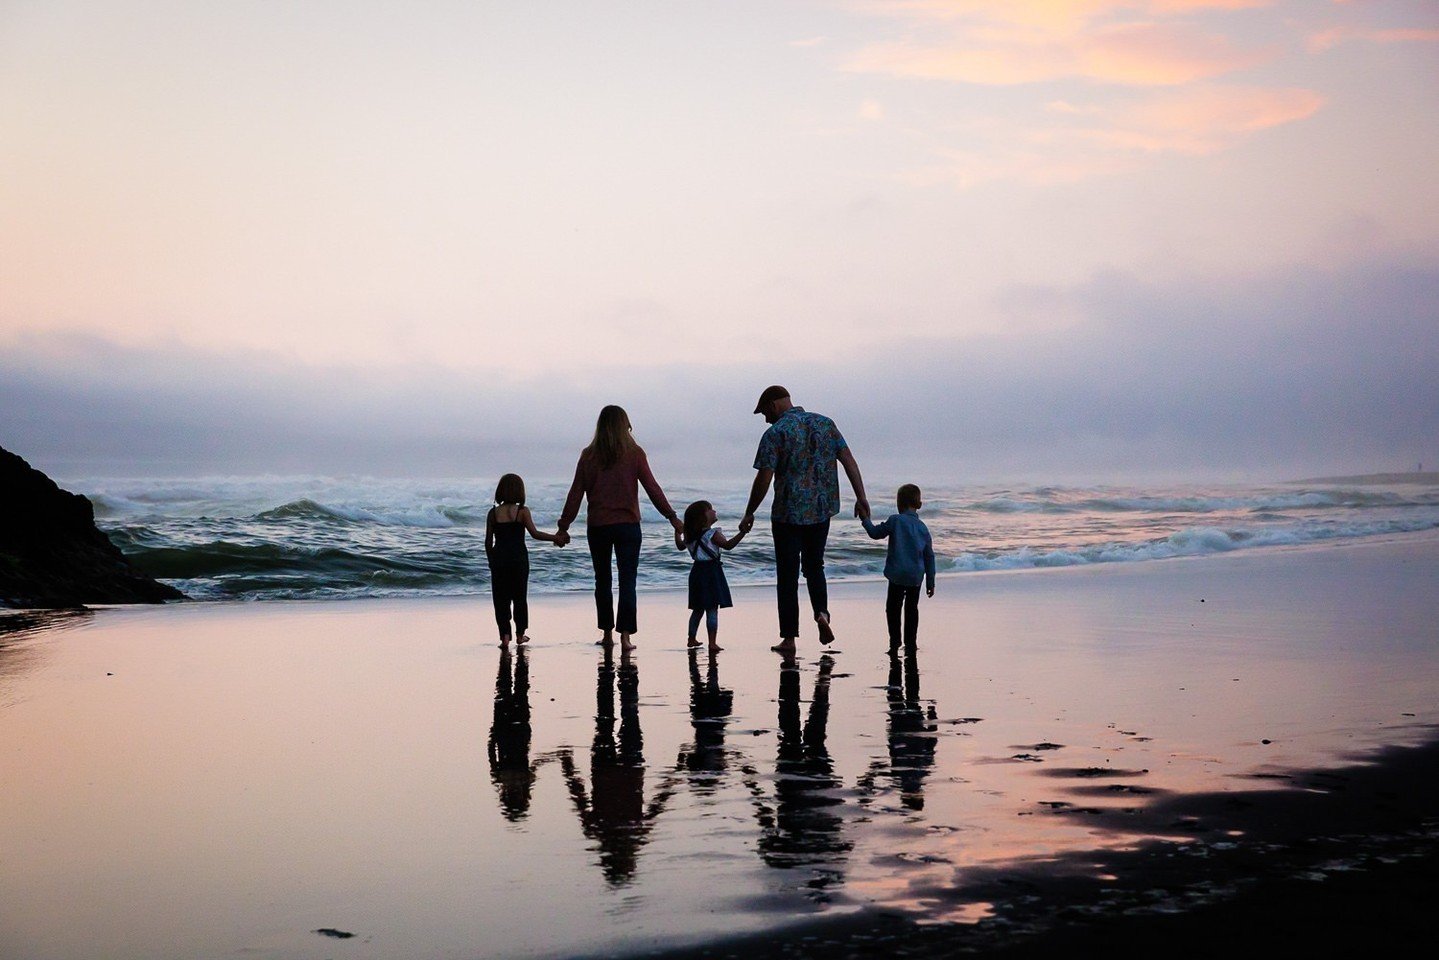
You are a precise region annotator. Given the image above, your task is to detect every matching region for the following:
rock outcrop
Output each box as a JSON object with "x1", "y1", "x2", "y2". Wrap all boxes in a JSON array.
[{"x1": 0, "y1": 446, "x2": 184, "y2": 608}]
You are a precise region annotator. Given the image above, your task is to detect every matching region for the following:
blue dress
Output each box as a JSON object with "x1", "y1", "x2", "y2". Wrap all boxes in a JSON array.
[{"x1": 687, "y1": 528, "x2": 733, "y2": 611}]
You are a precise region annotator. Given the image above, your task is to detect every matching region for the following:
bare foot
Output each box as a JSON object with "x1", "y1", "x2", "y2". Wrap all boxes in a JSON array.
[
  {"x1": 687, "y1": 636, "x2": 701, "y2": 647},
  {"x1": 816, "y1": 613, "x2": 835, "y2": 645},
  {"x1": 499, "y1": 635, "x2": 511, "y2": 647},
  {"x1": 620, "y1": 632, "x2": 636, "y2": 652},
  {"x1": 517, "y1": 634, "x2": 529, "y2": 644},
  {"x1": 597, "y1": 630, "x2": 614, "y2": 646},
  {"x1": 771, "y1": 638, "x2": 796, "y2": 653},
  {"x1": 708, "y1": 642, "x2": 723, "y2": 652}
]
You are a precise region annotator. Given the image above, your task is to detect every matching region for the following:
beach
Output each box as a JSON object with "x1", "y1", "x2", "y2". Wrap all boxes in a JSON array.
[{"x1": 3, "y1": 532, "x2": 1437, "y2": 959}]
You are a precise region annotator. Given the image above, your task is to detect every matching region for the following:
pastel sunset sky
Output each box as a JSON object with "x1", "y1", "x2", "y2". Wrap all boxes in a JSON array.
[{"x1": 3, "y1": 0, "x2": 1436, "y2": 480}]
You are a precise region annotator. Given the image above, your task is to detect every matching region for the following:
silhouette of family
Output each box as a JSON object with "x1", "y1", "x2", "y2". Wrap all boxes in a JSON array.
[{"x1": 483, "y1": 385, "x2": 937, "y2": 654}]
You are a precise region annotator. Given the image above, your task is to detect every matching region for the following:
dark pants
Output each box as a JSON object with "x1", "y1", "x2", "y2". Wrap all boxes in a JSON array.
[
  {"x1": 490, "y1": 560, "x2": 529, "y2": 637},
  {"x1": 886, "y1": 582, "x2": 921, "y2": 648},
  {"x1": 772, "y1": 520, "x2": 830, "y2": 639},
  {"x1": 588, "y1": 522, "x2": 642, "y2": 634}
]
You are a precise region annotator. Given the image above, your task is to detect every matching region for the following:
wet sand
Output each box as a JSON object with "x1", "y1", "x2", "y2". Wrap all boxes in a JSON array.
[
  {"x1": 628, "y1": 737, "x2": 1439, "y2": 959},
  {"x1": 2, "y1": 533, "x2": 1437, "y2": 959}
]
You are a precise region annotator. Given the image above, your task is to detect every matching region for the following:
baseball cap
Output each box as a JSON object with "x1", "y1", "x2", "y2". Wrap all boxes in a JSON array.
[{"x1": 753, "y1": 385, "x2": 790, "y2": 414}]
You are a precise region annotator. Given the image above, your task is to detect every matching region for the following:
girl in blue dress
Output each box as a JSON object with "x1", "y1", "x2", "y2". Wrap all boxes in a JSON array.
[{"x1": 680, "y1": 500, "x2": 746, "y2": 651}]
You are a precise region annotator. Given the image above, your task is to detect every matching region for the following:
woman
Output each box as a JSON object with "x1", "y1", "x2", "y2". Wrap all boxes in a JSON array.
[{"x1": 557, "y1": 405, "x2": 684, "y2": 650}]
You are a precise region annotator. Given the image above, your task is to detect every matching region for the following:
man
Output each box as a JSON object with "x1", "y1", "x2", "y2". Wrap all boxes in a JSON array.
[{"x1": 739, "y1": 386, "x2": 870, "y2": 654}]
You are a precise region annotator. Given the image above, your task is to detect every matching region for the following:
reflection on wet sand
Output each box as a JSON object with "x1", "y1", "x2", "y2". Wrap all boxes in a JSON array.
[
  {"x1": 0, "y1": 609, "x2": 93, "y2": 688},
  {"x1": 561, "y1": 648, "x2": 673, "y2": 886},
  {"x1": 860, "y1": 646, "x2": 939, "y2": 811},
  {"x1": 0, "y1": 608, "x2": 93, "y2": 639},
  {"x1": 751, "y1": 654, "x2": 850, "y2": 902},
  {"x1": 488, "y1": 646, "x2": 534, "y2": 821},
  {"x1": 676, "y1": 648, "x2": 734, "y2": 792}
]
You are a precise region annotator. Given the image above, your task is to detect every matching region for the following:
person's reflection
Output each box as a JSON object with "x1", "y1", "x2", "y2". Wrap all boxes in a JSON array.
[
  {"x1": 869, "y1": 645, "x2": 938, "y2": 811},
  {"x1": 487, "y1": 645, "x2": 535, "y2": 821},
  {"x1": 754, "y1": 653, "x2": 850, "y2": 901},
  {"x1": 676, "y1": 648, "x2": 734, "y2": 794},
  {"x1": 561, "y1": 647, "x2": 672, "y2": 886}
]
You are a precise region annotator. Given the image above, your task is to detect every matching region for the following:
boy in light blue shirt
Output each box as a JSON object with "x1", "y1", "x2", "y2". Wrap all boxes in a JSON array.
[{"x1": 860, "y1": 484, "x2": 936, "y2": 650}]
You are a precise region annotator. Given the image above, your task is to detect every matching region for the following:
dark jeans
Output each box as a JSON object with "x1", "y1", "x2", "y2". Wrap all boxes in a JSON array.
[
  {"x1": 772, "y1": 520, "x2": 830, "y2": 639},
  {"x1": 886, "y1": 582, "x2": 921, "y2": 647},
  {"x1": 489, "y1": 559, "x2": 529, "y2": 637},
  {"x1": 588, "y1": 522, "x2": 642, "y2": 634}
]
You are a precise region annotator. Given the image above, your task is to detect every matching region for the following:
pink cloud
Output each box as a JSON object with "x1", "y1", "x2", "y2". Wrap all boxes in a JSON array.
[
  {"x1": 1308, "y1": 25, "x2": 1439, "y2": 52},
  {"x1": 1079, "y1": 21, "x2": 1272, "y2": 84},
  {"x1": 905, "y1": 85, "x2": 1322, "y2": 187},
  {"x1": 838, "y1": 0, "x2": 1326, "y2": 187},
  {"x1": 849, "y1": 1, "x2": 1270, "y2": 27},
  {"x1": 845, "y1": 4, "x2": 1275, "y2": 87},
  {"x1": 1070, "y1": 85, "x2": 1325, "y2": 154}
]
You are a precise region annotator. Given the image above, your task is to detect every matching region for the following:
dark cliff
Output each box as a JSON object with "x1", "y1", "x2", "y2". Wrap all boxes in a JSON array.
[{"x1": 0, "y1": 446, "x2": 185, "y2": 608}]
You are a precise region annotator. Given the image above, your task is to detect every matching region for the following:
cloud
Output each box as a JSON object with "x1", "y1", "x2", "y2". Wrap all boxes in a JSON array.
[
  {"x1": 1307, "y1": 26, "x2": 1439, "y2": 53},
  {"x1": 902, "y1": 84, "x2": 1322, "y2": 187},
  {"x1": 845, "y1": 0, "x2": 1278, "y2": 86},
  {"x1": 849, "y1": 20, "x2": 1271, "y2": 86},
  {"x1": 1069, "y1": 84, "x2": 1324, "y2": 154},
  {"x1": 6, "y1": 259, "x2": 1436, "y2": 483},
  {"x1": 837, "y1": 0, "x2": 1306, "y2": 185},
  {"x1": 858, "y1": 97, "x2": 885, "y2": 120},
  {"x1": 848, "y1": 2, "x2": 1271, "y2": 31}
]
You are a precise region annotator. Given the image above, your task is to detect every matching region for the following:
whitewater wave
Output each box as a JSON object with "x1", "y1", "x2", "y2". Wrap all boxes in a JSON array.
[
  {"x1": 962, "y1": 489, "x2": 1429, "y2": 516},
  {"x1": 948, "y1": 517, "x2": 1439, "y2": 572},
  {"x1": 251, "y1": 498, "x2": 485, "y2": 528}
]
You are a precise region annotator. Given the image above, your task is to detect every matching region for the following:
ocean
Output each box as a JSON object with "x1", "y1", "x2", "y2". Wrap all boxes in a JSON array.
[{"x1": 73, "y1": 475, "x2": 1439, "y2": 602}]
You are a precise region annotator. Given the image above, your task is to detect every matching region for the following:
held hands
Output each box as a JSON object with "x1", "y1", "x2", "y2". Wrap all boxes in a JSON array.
[
  {"x1": 554, "y1": 530, "x2": 571, "y2": 548},
  {"x1": 855, "y1": 497, "x2": 872, "y2": 522},
  {"x1": 738, "y1": 512, "x2": 755, "y2": 535}
]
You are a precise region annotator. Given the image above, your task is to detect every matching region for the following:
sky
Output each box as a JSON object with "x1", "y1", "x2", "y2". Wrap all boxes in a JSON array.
[{"x1": 2, "y1": 0, "x2": 1437, "y2": 483}]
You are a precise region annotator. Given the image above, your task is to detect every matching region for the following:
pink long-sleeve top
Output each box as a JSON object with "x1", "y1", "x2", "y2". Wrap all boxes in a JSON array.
[{"x1": 558, "y1": 447, "x2": 677, "y2": 530}]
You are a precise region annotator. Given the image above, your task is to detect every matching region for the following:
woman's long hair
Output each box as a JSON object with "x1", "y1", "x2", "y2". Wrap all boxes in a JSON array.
[
  {"x1": 586, "y1": 405, "x2": 639, "y2": 468},
  {"x1": 682, "y1": 500, "x2": 712, "y2": 547}
]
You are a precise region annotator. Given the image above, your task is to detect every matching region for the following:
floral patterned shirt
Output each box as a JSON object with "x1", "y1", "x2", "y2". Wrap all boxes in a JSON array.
[{"x1": 753, "y1": 407, "x2": 848, "y2": 525}]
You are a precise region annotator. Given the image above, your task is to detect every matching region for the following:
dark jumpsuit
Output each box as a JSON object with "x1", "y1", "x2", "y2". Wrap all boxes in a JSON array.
[{"x1": 487, "y1": 509, "x2": 529, "y2": 636}]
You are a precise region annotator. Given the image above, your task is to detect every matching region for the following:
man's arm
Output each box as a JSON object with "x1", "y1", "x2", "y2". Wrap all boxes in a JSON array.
[
  {"x1": 740, "y1": 468, "x2": 773, "y2": 534},
  {"x1": 837, "y1": 447, "x2": 870, "y2": 521}
]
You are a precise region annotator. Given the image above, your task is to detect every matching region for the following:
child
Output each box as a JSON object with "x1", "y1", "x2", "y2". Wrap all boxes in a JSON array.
[
  {"x1": 860, "y1": 484, "x2": 936, "y2": 650},
  {"x1": 485, "y1": 473, "x2": 561, "y2": 645},
  {"x1": 679, "y1": 500, "x2": 746, "y2": 650}
]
